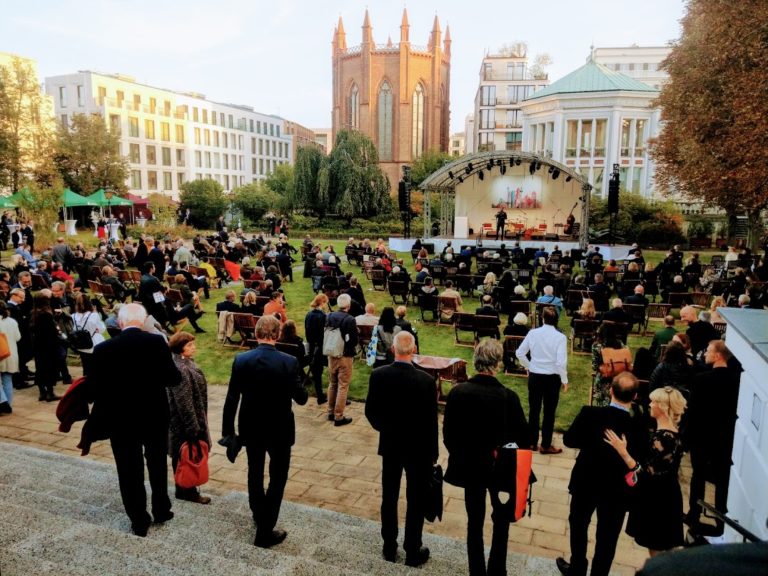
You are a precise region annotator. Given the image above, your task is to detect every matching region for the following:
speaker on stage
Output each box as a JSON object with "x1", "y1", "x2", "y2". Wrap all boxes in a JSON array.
[
  {"x1": 398, "y1": 181, "x2": 409, "y2": 212},
  {"x1": 608, "y1": 175, "x2": 620, "y2": 213},
  {"x1": 545, "y1": 233, "x2": 559, "y2": 241}
]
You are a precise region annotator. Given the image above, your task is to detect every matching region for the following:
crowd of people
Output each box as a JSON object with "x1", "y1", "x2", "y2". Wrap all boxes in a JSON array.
[{"x1": 0, "y1": 218, "x2": 761, "y2": 576}]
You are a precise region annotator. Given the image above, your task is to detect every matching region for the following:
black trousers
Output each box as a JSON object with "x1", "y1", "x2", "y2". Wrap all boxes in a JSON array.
[
  {"x1": 380, "y1": 454, "x2": 429, "y2": 555},
  {"x1": 527, "y1": 372, "x2": 561, "y2": 448},
  {"x1": 688, "y1": 447, "x2": 730, "y2": 523},
  {"x1": 110, "y1": 430, "x2": 171, "y2": 529},
  {"x1": 464, "y1": 485, "x2": 510, "y2": 576},
  {"x1": 246, "y1": 442, "x2": 291, "y2": 538},
  {"x1": 568, "y1": 490, "x2": 627, "y2": 576},
  {"x1": 309, "y1": 348, "x2": 325, "y2": 398}
]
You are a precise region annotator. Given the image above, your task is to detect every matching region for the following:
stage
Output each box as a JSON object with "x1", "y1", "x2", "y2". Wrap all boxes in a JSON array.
[{"x1": 389, "y1": 237, "x2": 634, "y2": 261}]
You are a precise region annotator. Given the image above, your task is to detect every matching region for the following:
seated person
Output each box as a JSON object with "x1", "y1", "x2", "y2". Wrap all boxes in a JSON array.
[
  {"x1": 475, "y1": 295, "x2": 500, "y2": 339},
  {"x1": 241, "y1": 291, "x2": 264, "y2": 317},
  {"x1": 439, "y1": 280, "x2": 463, "y2": 322},
  {"x1": 277, "y1": 320, "x2": 307, "y2": 366},
  {"x1": 602, "y1": 298, "x2": 633, "y2": 327},
  {"x1": 504, "y1": 312, "x2": 530, "y2": 337},
  {"x1": 216, "y1": 289, "x2": 241, "y2": 313},
  {"x1": 623, "y1": 284, "x2": 649, "y2": 309},
  {"x1": 263, "y1": 291, "x2": 287, "y2": 323},
  {"x1": 536, "y1": 285, "x2": 563, "y2": 316},
  {"x1": 100, "y1": 265, "x2": 136, "y2": 302},
  {"x1": 355, "y1": 303, "x2": 379, "y2": 326}
]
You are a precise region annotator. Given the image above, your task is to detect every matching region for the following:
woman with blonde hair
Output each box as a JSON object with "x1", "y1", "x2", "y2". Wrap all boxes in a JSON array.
[
  {"x1": 605, "y1": 386, "x2": 687, "y2": 556},
  {"x1": 572, "y1": 298, "x2": 597, "y2": 324},
  {"x1": 482, "y1": 272, "x2": 497, "y2": 297},
  {"x1": 709, "y1": 295, "x2": 727, "y2": 324}
]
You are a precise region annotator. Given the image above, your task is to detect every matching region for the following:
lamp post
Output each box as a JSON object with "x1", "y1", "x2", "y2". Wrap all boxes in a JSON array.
[{"x1": 104, "y1": 189, "x2": 114, "y2": 220}]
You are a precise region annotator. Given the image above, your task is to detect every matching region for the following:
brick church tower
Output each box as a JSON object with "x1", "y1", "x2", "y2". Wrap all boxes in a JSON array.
[{"x1": 332, "y1": 9, "x2": 451, "y2": 188}]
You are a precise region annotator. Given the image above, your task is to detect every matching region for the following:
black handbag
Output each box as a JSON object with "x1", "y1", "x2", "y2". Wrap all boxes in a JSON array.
[{"x1": 424, "y1": 464, "x2": 444, "y2": 522}]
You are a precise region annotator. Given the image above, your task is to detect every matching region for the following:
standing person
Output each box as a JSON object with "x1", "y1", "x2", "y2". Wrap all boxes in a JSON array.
[
  {"x1": 90, "y1": 304, "x2": 181, "y2": 536},
  {"x1": 0, "y1": 301, "x2": 21, "y2": 414},
  {"x1": 7, "y1": 288, "x2": 33, "y2": 389},
  {"x1": 31, "y1": 292, "x2": 61, "y2": 402},
  {"x1": 167, "y1": 332, "x2": 212, "y2": 505},
  {"x1": 71, "y1": 293, "x2": 106, "y2": 377},
  {"x1": 373, "y1": 307, "x2": 401, "y2": 368},
  {"x1": 495, "y1": 206, "x2": 508, "y2": 240},
  {"x1": 21, "y1": 219, "x2": 34, "y2": 254},
  {"x1": 366, "y1": 331, "x2": 437, "y2": 567},
  {"x1": 444, "y1": 338, "x2": 529, "y2": 576},
  {"x1": 117, "y1": 213, "x2": 128, "y2": 240},
  {"x1": 604, "y1": 386, "x2": 687, "y2": 556},
  {"x1": 685, "y1": 340, "x2": 740, "y2": 536},
  {"x1": 304, "y1": 294, "x2": 328, "y2": 404},
  {"x1": 556, "y1": 372, "x2": 645, "y2": 576},
  {"x1": 221, "y1": 315, "x2": 308, "y2": 547},
  {"x1": 325, "y1": 293, "x2": 358, "y2": 426},
  {"x1": 516, "y1": 306, "x2": 569, "y2": 454}
]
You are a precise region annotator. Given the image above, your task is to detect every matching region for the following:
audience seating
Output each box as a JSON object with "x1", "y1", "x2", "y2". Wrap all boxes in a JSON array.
[
  {"x1": 570, "y1": 319, "x2": 599, "y2": 355},
  {"x1": 453, "y1": 312, "x2": 476, "y2": 346},
  {"x1": 644, "y1": 303, "x2": 672, "y2": 335}
]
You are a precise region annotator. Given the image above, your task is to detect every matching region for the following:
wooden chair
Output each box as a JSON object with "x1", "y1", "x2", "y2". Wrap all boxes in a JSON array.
[
  {"x1": 117, "y1": 269, "x2": 139, "y2": 291},
  {"x1": 503, "y1": 335, "x2": 527, "y2": 376},
  {"x1": 601, "y1": 320, "x2": 630, "y2": 344},
  {"x1": 357, "y1": 324, "x2": 375, "y2": 358},
  {"x1": 388, "y1": 280, "x2": 409, "y2": 304},
  {"x1": 454, "y1": 312, "x2": 476, "y2": 346},
  {"x1": 712, "y1": 322, "x2": 727, "y2": 337},
  {"x1": 667, "y1": 292, "x2": 691, "y2": 308},
  {"x1": 622, "y1": 303, "x2": 647, "y2": 334},
  {"x1": 481, "y1": 222, "x2": 495, "y2": 238},
  {"x1": 507, "y1": 300, "x2": 533, "y2": 325},
  {"x1": 565, "y1": 290, "x2": 586, "y2": 315},
  {"x1": 689, "y1": 292, "x2": 710, "y2": 307},
  {"x1": 370, "y1": 269, "x2": 387, "y2": 291},
  {"x1": 231, "y1": 313, "x2": 258, "y2": 348},
  {"x1": 570, "y1": 319, "x2": 599, "y2": 355},
  {"x1": 474, "y1": 315, "x2": 501, "y2": 340},
  {"x1": 419, "y1": 293, "x2": 439, "y2": 322},
  {"x1": 437, "y1": 295, "x2": 459, "y2": 326},
  {"x1": 644, "y1": 303, "x2": 672, "y2": 335}
]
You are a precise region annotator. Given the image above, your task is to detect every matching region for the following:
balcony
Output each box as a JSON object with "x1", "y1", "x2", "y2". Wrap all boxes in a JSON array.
[{"x1": 495, "y1": 122, "x2": 522, "y2": 130}]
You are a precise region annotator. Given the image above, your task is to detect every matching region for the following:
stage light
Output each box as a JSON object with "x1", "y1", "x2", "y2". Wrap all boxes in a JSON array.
[
  {"x1": 552, "y1": 169, "x2": 560, "y2": 180},
  {"x1": 458, "y1": 176, "x2": 463, "y2": 183},
  {"x1": 537, "y1": 161, "x2": 543, "y2": 171},
  {"x1": 548, "y1": 166, "x2": 554, "y2": 174},
  {"x1": 529, "y1": 162, "x2": 536, "y2": 175},
  {"x1": 466, "y1": 162, "x2": 473, "y2": 175},
  {"x1": 500, "y1": 164, "x2": 507, "y2": 175},
  {"x1": 565, "y1": 175, "x2": 572, "y2": 182},
  {"x1": 478, "y1": 170, "x2": 484, "y2": 181},
  {"x1": 515, "y1": 158, "x2": 521, "y2": 166},
  {"x1": 487, "y1": 160, "x2": 493, "y2": 171},
  {"x1": 448, "y1": 170, "x2": 454, "y2": 180},
  {"x1": 496, "y1": 159, "x2": 503, "y2": 167}
]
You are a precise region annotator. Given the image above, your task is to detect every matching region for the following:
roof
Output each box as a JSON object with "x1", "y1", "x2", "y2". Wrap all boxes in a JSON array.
[{"x1": 526, "y1": 60, "x2": 658, "y2": 100}]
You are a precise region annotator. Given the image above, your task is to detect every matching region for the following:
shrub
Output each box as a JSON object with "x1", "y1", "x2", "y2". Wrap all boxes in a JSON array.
[{"x1": 180, "y1": 180, "x2": 228, "y2": 229}]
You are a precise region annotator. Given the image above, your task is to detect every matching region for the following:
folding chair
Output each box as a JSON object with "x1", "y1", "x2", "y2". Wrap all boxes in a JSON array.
[{"x1": 453, "y1": 312, "x2": 476, "y2": 346}]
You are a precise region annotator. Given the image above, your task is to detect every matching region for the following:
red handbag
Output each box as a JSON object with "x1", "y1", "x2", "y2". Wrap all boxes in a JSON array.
[{"x1": 174, "y1": 440, "x2": 209, "y2": 489}]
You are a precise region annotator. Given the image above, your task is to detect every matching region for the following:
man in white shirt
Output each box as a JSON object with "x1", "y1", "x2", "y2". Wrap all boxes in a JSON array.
[
  {"x1": 516, "y1": 306, "x2": 568, "y2": 454},
  {"x1": 355, "y1": 303, "x2": 379, "y2": 326}
]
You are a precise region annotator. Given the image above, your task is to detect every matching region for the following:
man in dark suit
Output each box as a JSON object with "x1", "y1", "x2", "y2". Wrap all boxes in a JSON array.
[
  {"x1": 365, "y1": 331, "x2": 437, "y2": 567},
  {"x1": 556, "y1": 372, "x2": 645, "y2": 576},
  {"x1": 221, "y1": 315, "x2": 308, "y2": 548},
  {"x1": 681, "y1": 306, "x2": 721, "y2": 358},
  {"x1": 475, "y1": 294, "x2": 501, "y2": 339},
  {"x1": 601, "y1": 298, "x2": 632, "y2": 326},
  {"x1": 90, "y1": 303, "x2": 181, "y2": 536},
  {"x1": 215, "y1": 289, "x2": 241, "y2": 313}
]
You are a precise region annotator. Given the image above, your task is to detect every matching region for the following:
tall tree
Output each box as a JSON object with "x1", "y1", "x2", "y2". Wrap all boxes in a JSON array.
[
  {"x1": 652, "y1": 0, "x2": 768, "y2": 246},
  {"x1": 54, "y1": 113, "x2": 129, "y2": 195},
  {"x1": 293, "y1": 146, "x2": 324, "y2": 213},
  {"x1": 410, "y1": 149, "x2": 454, "y2": 188},
  {"x1": 0, "y1": 55, "x2": 56, "y2": 192},
  {"x1": 263, "y1": 162, "x2": 295, "y2": 209},
  {"x1": 179, "y1": 179, "x2": 228, "y2": 229},
  {"x1": 317, "y1": 130, "x2": 392, "y2": 222}
]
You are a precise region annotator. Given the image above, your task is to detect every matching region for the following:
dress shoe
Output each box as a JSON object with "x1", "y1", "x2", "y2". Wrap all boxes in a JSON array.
[
  {"x1": 194, "y1": 328, "x2": 206, "y2": 334},
  {"x1": 334, "y1": 417, "x2": 353, "y2": 427},
  {"x1": 316, "y1": 394, "x2": 328, "y2": 405},
  {"x1": 556, "y1": 556, "x2": 570, "y2": 575},
  {"x1": 45, "y1": 393, "x2": 61, "y2": 402},
  {"x1": 404, "y1": 546, "x2": 430, "y2": 567},
  {"x1": 0, "y1": 402, "x2": 11, "y2": 414},
  {"x1": 176, "y1": 490, "x2": 211, "y2": 505},
  {"x1": 345, "y1": 399, "x2": 351, "y2": 406},
  {"x1": 254, "y1": 528, "x2": 287, "y2": 548},
  {"x1": 132, "y1": 523, "x2": 149, "y2": 537},
  {"x1": 382, "y1": 544, "x2": 398, "y2": 563},
  {"x1": 13, "y1": 382, "x2": 34, "y2": 390},
  {"x1": 153, "y1": 510, "x2": 174, "y2": 524},
  {"x1": 328, "y1": 413, "x2": 335, "y2": 421},
  {"x1": 39, "y1": 394, "x2": 46, "y2": 402},
  {"x1": 695, "y1": 522, "x2": 724, "y2": 537},
  {"x1": 539, "y1": 446, "x2": 563, "y2": 455}
]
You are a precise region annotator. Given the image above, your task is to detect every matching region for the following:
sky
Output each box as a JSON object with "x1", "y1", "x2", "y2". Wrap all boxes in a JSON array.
[{"x1": 2, "y1": 0, "x2": 686, "y2": 134}]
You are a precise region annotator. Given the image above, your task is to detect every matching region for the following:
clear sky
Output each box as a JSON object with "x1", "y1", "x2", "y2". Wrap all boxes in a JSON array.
[{"x1": 3, "y1": 0, "x2": 685, "y2": 134}]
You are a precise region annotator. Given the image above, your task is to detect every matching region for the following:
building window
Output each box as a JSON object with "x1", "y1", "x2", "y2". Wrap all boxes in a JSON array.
[
  {"x1": 146, "y1": 145, "x2": 156, "y2": 165},
  {"x1": 60, "y1": 114, "x2": 68, "y2": 128},
  {"x1": 480, "y1": 85, "x2": 496, "y2": 106},
  {"x1": 270, "y1": 124, "x2": 275, "y2": 136},
  {"x1": 620, "y1": 119, "x2": 632, "y2": 157},
  {"x1": 220, "y1": 112, "x2": 225, "y2": 126},
  {"x1": 479, "y1": 109, "x2": 495, "y2": 130},
  {"x1": 223, "y1": 133, "x2": 228, "y2": 148},
  {"x1": 213, "y1": 153, "x2": 220, "y2": 169},
  {"x1": 252, "y1": 158, "x2": 257, "y2": 174},
  {"x1": 193, "y1": 107, "x2": 199, "y2": 122},
  {"x1": 177, "y1": 173, "x2": 185, "y2": 188},
  {"x1": 505, "y1": 132, "x2": 522, "y2": 151},
  {"x1": 160, "y1": 122, "x2": 170, "y2": 141},
  {"x1": 565, "y1": 120, "x2": 578, "y2": 157},
  {"x1": 634, "y1": 119, "x2": 647, "y2": 155},
  {"x1": 109, "y1": 114, "x2": 120, "y2": 134},
  {"x1": 594, "y1": 119, "x2": 607, "y2": 157},
  {"x1": 259, "y1": 139, "x2": 263, "y2": 155},
  {"x1": 129, "y1": 117, "x2": 139, "y2": 138},
  {"x1": 176, "y1": 149, "x2": 185, "y2": 167},
  {"x1": 162, "y1": 147, "x2": 171, "y2": 166},
  {"x1": 412, "y1": 84, "x2": 425, "y2": 158},
  {"x1": 580, "y1": 120, "x2": 593, "y2": 157},
  {"x1": 131, "y1": 170, "x2": 142, "y2": 189},
  {"x1": 129, "y1": 143, "x2": 140, "y2": 163},
  {"x1": 98, "y1": 86, "x2": 107, "y2": 105},
  {"x1": 204, "y1": 129, "x2": 210, "y2": 146},
  {"x1": 58, "y1": 86, "x2": 67, "y2": 108},
  {"x1": 163, "y1": 172, "x2": 173, "y2": 191},
  {"x1": 631, "y1": 167, "x2": 643, "y2": 194},
  {"x1": 213, "y1": 131, "x2": 219, "y2": 147},
  {"x1": 223, "y1": 154, "x2": 229, "y2": 169},
  {"x1": 195, "y1": 151, "x2": 202, "y2": 167},
  {"x1": 194, "y1": 128, "x2": 201, "y2": 145},
  {"x1": 251, "y1": 137, "x2": 256, "y2": 154},
  {"x1": 202, "y1": 109, "x2": 208, "y2": 124},
  {"x1": 249, "y1": 119, "x2": 254, "y2": 132},
  {"x1": 259, "y1": 158, "x2": 264, "y2": 174},
  {"x1": 205, "y1": 152, "x2": 211, "y2": 168},
  {"x1": 175, "y1": 124, "x2": 184, "y2": 143},
  {"x1": 133, "y1": 94, "x2": 141, "y2": 109},
  {"x1": 145, "y1": 120, "x2": 155, "y2": 140},
  {"x1": 257, "y1": 120, "x2": 261, "y2": 134},
  {"x1": 505, "y1": 110, "x2": 520, "y2": 128},
  {"x1": 76, "y1": 85, "x2": 84, "y2": 107},
  {"x1": 272, "y1": 141, "x2": 276, "y2": 156},
  {"x1": 148, "y1": 171, "x2": 158, "y2": 190},
  {"x1": 478, "y1": 133, "x2": 494, "y2": 152}
]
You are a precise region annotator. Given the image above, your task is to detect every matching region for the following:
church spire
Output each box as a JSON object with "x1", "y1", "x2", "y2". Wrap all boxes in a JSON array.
[
  {"x1": 400, "y1": 7, "x2": 410, "y2": 43},
  {"x1": 429, "y1": 14, "x2": 441, "y2": 51},
  {"x1": 362, "y1": 9, "x2": 373, "y2": 44},
  {"x1": 444, "y1": 24, "x2": 451, "y2": 57},
  {"x1": 336, "y1": 15, "x2": 347, "y2": 51}
]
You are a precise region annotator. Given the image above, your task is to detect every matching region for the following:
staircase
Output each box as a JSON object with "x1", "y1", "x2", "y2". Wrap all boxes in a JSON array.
[{"x1": 0, "y1": 442, "x2": 559, "y2": 576}]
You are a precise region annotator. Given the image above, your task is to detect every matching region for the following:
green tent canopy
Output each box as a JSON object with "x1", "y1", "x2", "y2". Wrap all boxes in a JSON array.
[
  {"x1": 62, "y1": 188, "x2": 100, "y2": 207},
  {"x1": 0, "y1": 195, "x2": 17, "y2": 208},
  {"x1": 87, "y1": 189, "x2": 133, "y2": 207}
]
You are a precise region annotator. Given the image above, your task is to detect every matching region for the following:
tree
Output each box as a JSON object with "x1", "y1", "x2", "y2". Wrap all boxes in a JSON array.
[
  {"x1": 0, "y1": 55, "x2": 56, "y2": 192},
  {"x1": 179, "y1": 179, "x2": 228, "y2": 229},
  {"x1": 263, "y1": 163, "x2": 294, "y2": 211},
  {"x1": 16, "y1": 181, "x2": 64, "y2": 248},
  {"x1": 232, "y1": 182, "x2": 280, "y2": 226},
  {"x1": 293, "y1": 146, "x2": 324, "y2": 213},
  {"x1": 651, "y1": 0, "x2": 768, "y2": 247},
  {"x1": 588, "y1": 193, "x2": 685, "y2": 247},
  {"x1": 410, "y1": 149, "x2": 454, "y2": 188},
  {"x1": 317, "y1": 130, "x2": 393, "y2": 222},
  {"x1": 54, "y1": 113, "x2": 128, "y2": 195}
]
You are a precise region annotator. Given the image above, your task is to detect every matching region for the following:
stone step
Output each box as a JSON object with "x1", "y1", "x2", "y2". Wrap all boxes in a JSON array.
[{"x1": 0, "y1": 442, "x2": 561, "y2": 576}]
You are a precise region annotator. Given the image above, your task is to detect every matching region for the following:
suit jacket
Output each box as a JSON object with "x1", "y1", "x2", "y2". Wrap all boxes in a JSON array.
[
  {"x1": 365, "y1": 361, "x2": 437, "y2": 461},
  {"x1": 563, "y1": 405, "x2": 645, "y2": 499},
  {"x1": 222, "y1": 344, "x2": 308, "y2": 447},
  {"x1": 443, "y1": 374, "x2": 529, "y2": 488},
  {"x1": 90, "y1": 327, "x2": 181, "y2": 436},
  {"x1": 602, "y1": 308, "x2": 632, "y2": 325}
]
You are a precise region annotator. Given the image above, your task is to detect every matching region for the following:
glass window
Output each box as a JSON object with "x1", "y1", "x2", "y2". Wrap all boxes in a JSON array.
[
  {"x1": 109, "y1": 114, "x2": 120, "y2": 133},
  {"x1": 272, "y1": 141, "x2": 276, "y2": 156},
  {"x1": 162, "y1": 147, "x2": 171, "y2": 166},
  {"x1": 202, "y1": 109, "x2": 208, "y2": 124},
  {"x1": 194, "y1": 127, "x2": 201, "y2": 145},
  {"x1": 249, "y1": 119, "x2": 254, "y2": 132},
  {"x1": 594, "y1": 119, "x2": 607, "y2": 157},
  {"x1": 195, "y1": 151, "x2": 202, "y2": 167},
  {"x1": 223, "y1": 133, "x2": 228, "y2": 148},
  {"x1": 228, "y1": 115, "x2": 234, "y2": 128},
  {"x1": 580, "y1": 119, "x2": 593, "y2": 156},
  {"x1": 566, "y1": 120, "x2": 578, "y2": 157},
  {"x1": 593, "y1": 167, "x2": 604, "y2": 191},
  {"x1": 175, "y1": 124, "x2": 184, "y2": 143},
  {"x1": 214, "y1": 131, "x2": 219, "y2": 147},
  {"x1": 251, "y1": 138, "x2": 256, "y2": 154},
  {"x1": 480, "y1": 109, "x2": 495, "y2": 129},
  {"x1": 631, "y1": 167, "x2": 643, "y2": 194},
  {"x1": 220, "y1": 112, "x2": 225, "y2": 126},
  {"x1": 259, "y1": 158, "x2": 264, "y2": 174},
  {"x1": 214, "y1": 153, "x2": 220, "y2": 169},
  {"x1": 635, "y1": 119, "x2": 646, "y2": 155},
  {"x1": 193, "y1": 107, "x2": 199, "y2": 122},
  {"x1": 145, "y1": 119, "x2": 155, "y2": 139},
  {"x1": 223, "y1": 154, "x2": 229, "y2": 169},
  {"x1": 204, "y1": 129, "x2": 210, "y2": 146},
  {"x1": 59, "y1": 86, "x2": 67, "y2": 107},
  {"x1": 252, "y1": 158, "x2": 257, "y2": 174},
  {"x1": 98, "y1": 86, "x2": 107, "y2": 104},
  {"x1": 176, "y1": 149, "x2": 185, "y2": 167},
  {"x1": 177, "y1": 173, "x2": 185, "y2": 188},
  {"x1": 621, "y1": 119, "x2": 632, "y2": 157},
  {"x1": 205, "y1": 152, "x2": 211, "y2": 168},
  {"x1": 147, "y1": 171, "x2": 157, "y2": 190},
  {"x1": 259, "y1": 139, "x2": 263, "y2": 155},
  {"x1": 349, "y1": 83, "x2": 360, "y2": 129},
  {"x1": 480, "y1": 85, "x2": 496, "y2": 106},
  {"x1": 77, "y1": 85, "x2": 84, "y2": 107},
  {"x1": 478, "y1": 133, "x2": 494, "y2": 152},
  {"x1": 163, "y1": 172, "x2": 173, "y2": 191},
  {"x1": 161, "y1": 122, "x2": 170, "y2": 141},
  {"x1": 211, "y1": 111, "x2": 217, "y2": 125},
  {"x1": 412, "y1": 84, "x2": 425, "y2": 158},
  {"x1": 276, "y1": 126, "x2": 280, "y2": 137},
  {"x1": 505, "y1": 132, "x2": 522, "y2": 151},
  {"x1": 146, "y1": 145, "x2": 156, "y2": 165},
  {"x1": 506, "y1": 110, "x2": 519, "y2": 128},
  {"x1": 130, "y1": 170, "x2": 141, "y2": 189},
  {"x1": 129, "y1": 143, "x2": 140, "y2": 163},
  {"x1": 257, "y1": 120, "x2": 261, "y2": 134},
  {"x1": 379, "y1": 81, "x2": 395, "y2": 158},
  {"x1": 129, "y1": 117, "x2": 139, "y2": 138}
]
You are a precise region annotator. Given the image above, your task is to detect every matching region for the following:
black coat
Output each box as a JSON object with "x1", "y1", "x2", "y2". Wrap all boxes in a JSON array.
[
  {"x1": 443, "y1": 374, "x2": 529, "y2": 488},
  {"x1": 90, "y1": 328, "x2": 181, "y2": 436},
  {"x1": 563, "y1": 405, "x2": 645, "y2": 499},
  {"x1": 222, "y1": 344, "x2": 308, "y2": 447},
  {"x1": 365, "y1": 361, "x2": 438, "y2": 461}
]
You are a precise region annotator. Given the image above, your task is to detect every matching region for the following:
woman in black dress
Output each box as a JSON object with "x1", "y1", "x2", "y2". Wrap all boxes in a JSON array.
[
  {"x1": 604, "y1": 386, "x2": 687, "y2": 556},
  {"x1": 31, "y1": 293, "x2": 61, "y2": 402}
]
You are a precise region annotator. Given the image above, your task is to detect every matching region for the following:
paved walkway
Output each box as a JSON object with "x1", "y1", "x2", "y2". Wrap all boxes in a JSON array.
[{"x1": 0, "y1": 377, "x2": 696, "y2": 575}]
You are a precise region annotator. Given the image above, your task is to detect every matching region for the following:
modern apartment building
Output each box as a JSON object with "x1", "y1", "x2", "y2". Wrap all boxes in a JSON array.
[
  {"x1": 449, "y1": 132, "x2": 465, "y2": 157},
  {"x1": 471, "y1": 51, "x2": 549, "y2": 153},
  {"x1": 45, "y1": 71, "x2": 293, "y2": 199},
  {"x1": 284, "y1": 120, "x2": 321, "y2": 159},
  {"x1": 592, "y1": 45, "x2": 671, "y2": 90},
  {"x1": 312, "y1": 128, "x2": 333, "y2": 155}
]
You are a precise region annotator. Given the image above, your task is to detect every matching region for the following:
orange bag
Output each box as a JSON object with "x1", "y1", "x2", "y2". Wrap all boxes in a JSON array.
[
  {"x1": 174, "y1": 440, "x2": 209, "y2": 489},
  {"x1": 0, "y1": 332, "x2": 10, "y2": 361},
  {"x1": 490, "y1": 444, "x2": 536, "y2": 523},
  {"x1": 599, "y1": 347, "x2": 633, "y2": 378}
]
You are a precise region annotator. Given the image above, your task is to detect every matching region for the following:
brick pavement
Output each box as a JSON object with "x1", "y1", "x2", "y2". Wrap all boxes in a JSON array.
[{"x1": 0, "y1": 376, "x2": 700, "y2": 576}]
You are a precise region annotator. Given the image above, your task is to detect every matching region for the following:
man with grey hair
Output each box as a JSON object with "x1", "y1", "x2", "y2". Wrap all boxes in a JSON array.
[
  {"x1": 172, "y1": 239, "x2": 192, "y2": 267},
  {"x1": 325, "y1": 293, "x2": 358, "y2": 426},
  {"x1": 444, "y1": 338, "x2": 529, "y2": 576},
  {"x1": 90, "y1": 303, "x2": 181, "y2": 537},
  {"x1": 222, "y1": 315, "x2": 308, "y2": 548},
  {"x1": 681, "y1": 305, "x2": 720, "y2": 358},
  {"x1": 366, "y1": 331, "x2": 437, "y2": 566},
  {"x1": 355, "y1": 303, "x2": 379, "y2": 326}
]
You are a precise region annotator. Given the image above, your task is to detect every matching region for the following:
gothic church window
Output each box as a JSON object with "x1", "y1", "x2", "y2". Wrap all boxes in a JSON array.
[{"x1": 378, "y1": 81, "x2": 393, "y2": 161}]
